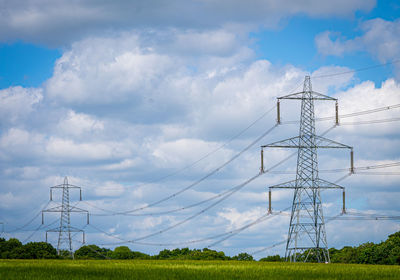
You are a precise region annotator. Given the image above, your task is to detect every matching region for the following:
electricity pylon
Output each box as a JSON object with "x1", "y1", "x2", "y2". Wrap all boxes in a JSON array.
[
  {"x1": 261, "y1": 76, "x2": 354, "y2": 262},
  {"x1": 42, "y1": 177, "x2": 89, "y2": 256}
]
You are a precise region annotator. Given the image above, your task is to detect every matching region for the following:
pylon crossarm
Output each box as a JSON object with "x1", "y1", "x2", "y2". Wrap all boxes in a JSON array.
[
  {"x1": 313, "y1": 135, "x2": 352, "y2": 149},
  {"x1": 51, "y1": 184, "x2": 81, "y2": 189},
  {"x1": 68, "y1": 206, "x2": 89, "y2": 213},
  {"x1": 270, "y1": 180, "x2": 297, "y2": 189},
  {"x1": 42, "y1": 206, "x2": 63, "y2": 212},
  {"x1": 263, "y1": 135, "x2": 352, "y2": 149},
  {"x1": 262, "y1": 136, "x2": 300, "y2": 148},
  {"x1": 46, "y1": 227, "x2": 83, "y2": 233},
  {"x1": 278, "y1": 91, "x2": 337, "y2": 101},
  {"x1": 315, "y1": 178, "x2": 344, "y2": 189}
]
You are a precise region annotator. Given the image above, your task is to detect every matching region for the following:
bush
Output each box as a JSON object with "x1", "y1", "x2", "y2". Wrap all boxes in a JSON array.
[
  {"x1": 259, "y1": 255, "x2": 283, "y2": 262},
  {"x1": 233, "y1": 253, "x2": 254, "y2": 261},
  {"x1": 74, "y1": 245, "x2": 110, "y2": 259}
]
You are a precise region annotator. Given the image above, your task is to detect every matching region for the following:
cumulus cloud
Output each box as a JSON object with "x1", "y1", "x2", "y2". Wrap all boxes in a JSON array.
[
  {"x1": 0, "y1": 0, "x2": 375, "y2": 46},
  {"x1": 315, "y1": 18, "x2": 400, "y2": 77},
  {"x1": 56, "y1": 110, "x2": 104, "y2": 137},
  {"x1": 1, "y1": 21, "x2": 400, "y2": 256},
  {"x1": 0, "y1": 86, "x2": 42, "y2": 125},
  {"x1": 153, "y1": 138, "x2": 232, "y2": 170}
]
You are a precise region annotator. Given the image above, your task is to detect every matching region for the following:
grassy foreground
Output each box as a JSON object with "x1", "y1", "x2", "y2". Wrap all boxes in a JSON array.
[{"x1": 0, "y1": 259, "x2": 399, "y2": 280}]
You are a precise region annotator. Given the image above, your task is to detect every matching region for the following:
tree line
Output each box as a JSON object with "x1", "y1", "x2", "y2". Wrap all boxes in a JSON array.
[{"x1": 1, "y1": 230, "x2": 399, "y2": 264}]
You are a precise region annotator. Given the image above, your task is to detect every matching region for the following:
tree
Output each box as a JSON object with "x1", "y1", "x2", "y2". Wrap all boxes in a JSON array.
[
  {"x1": 259, "y1": 255, "x2": 283, "y2": 262},
  {"x1": 0, "y1": 238, "x2": 23, "y2": 259},
  {"x1": 111, "y1": 246, "x2": 133, "y2": 259},
  {"x1": 74, "y1": 245, "x2": 110, "y2": 259},
  {"x1": 21, "y1": 242, "x2": 57, "y2": 259},
  {"x1": 233, "y1": 252, "x2": 254, "y2": 261}
]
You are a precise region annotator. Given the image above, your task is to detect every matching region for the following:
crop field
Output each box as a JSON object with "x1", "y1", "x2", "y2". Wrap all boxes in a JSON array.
[{"x1": 1, "y1": 260, "x2": 400, "y2": 280}]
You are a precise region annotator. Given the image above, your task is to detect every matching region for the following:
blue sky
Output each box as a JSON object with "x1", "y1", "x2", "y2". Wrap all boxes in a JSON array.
[{"x1": 0, "y1": 0, "x2": 399, "y2": 258}]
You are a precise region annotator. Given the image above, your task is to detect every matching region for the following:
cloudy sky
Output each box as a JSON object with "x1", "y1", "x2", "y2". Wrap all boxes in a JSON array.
[{"x1": 1, "y1": 0, "x2": 400, "y2": 258}]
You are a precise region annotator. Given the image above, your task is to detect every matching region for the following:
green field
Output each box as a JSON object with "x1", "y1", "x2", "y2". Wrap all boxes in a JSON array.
[{"x1": 1, "y1": 260, "x2": 399, "y2": 280}]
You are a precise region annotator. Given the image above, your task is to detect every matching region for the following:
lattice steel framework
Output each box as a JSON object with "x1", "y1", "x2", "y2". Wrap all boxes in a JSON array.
[
  {"x1": 42, "y1": 177, "x2": 89, "y2": 256},
  {"x1": 261, "y1": 76, "x2": 353, "y2": 262}
]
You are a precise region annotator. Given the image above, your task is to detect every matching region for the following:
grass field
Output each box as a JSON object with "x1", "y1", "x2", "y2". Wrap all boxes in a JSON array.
[{"x1": 1, "y1": 259, "x2": 399, "y2": 280}]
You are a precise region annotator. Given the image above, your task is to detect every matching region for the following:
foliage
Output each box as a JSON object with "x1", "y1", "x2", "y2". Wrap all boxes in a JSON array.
[
  {"x1": 328, "y1": 231, "x2": 400, "y2": 265},
  {"x1": 259, "y1": 255, "x2": 284, "y2": 262},
  {"x1": 110, "y1": 246, "x2": 150, "y2": 260},
  {"x1": 232, "y1": 252, "x2": 254, "y2": 261},
  {"x1": 0, "y1": 238, "x2": 57, "y2": 259},
  {"x1": 154, "y1": 248, "x2": 230, "y2": 260},
  {"x1": 74, "y1": 245, "x2": 111, "y2": 260},
  {"x1": 1, "y1": 230, "x2": 400, "y2": 264}
]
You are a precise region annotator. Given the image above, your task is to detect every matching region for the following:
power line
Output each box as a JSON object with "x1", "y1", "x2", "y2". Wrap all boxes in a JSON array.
[
  {"x1": 93, "y1": 211, "x2": 286, "y2": 247},
  {"x1": 208, "y1": 173, "x2": 352, "y2": 249},
  {"x1": 84, "y1": 125, "x2": 340, "y2": 248},
  {"x1": 268, "y1": 161, "x2": 400, "y2": 175},
  {"x1": 5, "y1": 200, "x2": 51, "y2": 233},
  {"x1": 89, "y1": 145, "x2": 299, "y2": 218},
  {"x1": 318, "y1": 104, "x2": 400, "y2": 121},
  {"x1": 97, "y1": 172, "x2": 263, "y2": 244},
  {"x1": 311, "y1": 59, "x2": 400, "y2": 79},
  {"x1": 87, "y1": 124, "x2": 338, "y2": 218},
  {"x1": 128, "y1": 105, "x2": 277, "y2": 190},
  {"x1": 340, "y1": 117, "x2": 400, "y2": 126},
  {"x1": 87, "y1": 151, "x2": 316, "y2": 246},
  {"x1": 84, "y1": 124, "x2": 278, "y2": 216},
  {"x1": 250, "y1": 208, "x2": 400, "y2": 257},
  {"x1": 82, "y1": 81, "x2": 310, "y2": 215},
  {"x1": 354, "y1": 172, "x2": 400, "y2": 175},
  {"x1": 249, "y1": 212, "x2": 346, "y2": 256},
  {"x1": 91, "y1": 166, "x2": 349, "y2": 249},
  {"x1": 21, "y1": 218, "x2": 59, "y2": 244},
  {"x1": 206, "y1": 208, "x2": 290, "y2": 248},
  {"x1": 282, "y1": 103, "x2": 400, "y2": 124}
]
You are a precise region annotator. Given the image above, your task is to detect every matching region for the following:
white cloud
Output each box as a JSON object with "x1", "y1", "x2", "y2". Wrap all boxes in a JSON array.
[
  {"x1": 45, "y1": 34, "x2": 176, "y2": 105},
  {"x1": 334, "y1": 78, "x2": 400, "y2": 136},
  {"x1": 94, "y1": 181, "x2": 125, "y2": 197},
  {"x1": 0, "y1": 86, "x2": 43, "y2": 125},
  {"x1": 316, "y1": 18, "x2": 400, "y2": 76},
  {"x1": 100, "y1": 159, "x2": 141, "y2": 171},
  {"x1": 0, "y1": 0, "x2": 375, "y2": 46},
  {"x1": 0, "y1": 192, "x2": 22, "y2": 209},
  {"x1": 315, "y1": 31, "x2": 359, "y2": 56},
  {"x1": 218, "y1": 207, "x2": 265, "y2": 230},
  {"x1": 2, "y1": 19, "x2": 400, "y2": 256},
  {"x1": 152, "y1": 138, "x2": 232, "y2": 170},
  {"x1": 45, "y1": 137, "x2": 131, "y2": 161},
  {"x1": 0, "y1": 128, "x2": 45, "y2": 160},
  {"x1": 57, "y1": 110, "x2": 104, "y2": 137}
]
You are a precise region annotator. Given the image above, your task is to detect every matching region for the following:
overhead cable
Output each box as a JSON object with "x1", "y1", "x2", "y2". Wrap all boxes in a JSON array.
[{"x1": 85, "y1": 124, "x2": 278, "y2": 216}]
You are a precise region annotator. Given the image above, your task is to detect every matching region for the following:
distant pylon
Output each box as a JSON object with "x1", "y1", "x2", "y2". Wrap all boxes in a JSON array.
[
  {"x1": 42, "y1": 177, "x2": 89, "y2": 256},
  {"x1": 261, "y1": 76, "x2": 354, "y2": 262}
]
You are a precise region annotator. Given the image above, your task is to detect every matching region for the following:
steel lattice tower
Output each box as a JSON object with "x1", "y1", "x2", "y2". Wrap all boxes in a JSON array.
[
  {"x1": 42, "y1": 177, "x2": 89, "y2": 256},
  {"x1": 261, "y1": 76, "x2": 354, "y2": 262}
]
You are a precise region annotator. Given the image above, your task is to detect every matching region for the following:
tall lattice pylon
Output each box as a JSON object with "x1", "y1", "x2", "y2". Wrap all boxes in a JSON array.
[
  {"x1": 261, "y1": 76, "x2": 354, "y2": 262},
  {"x1": 42, "y1": 177, "x2": 89, "y2": 256}
]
